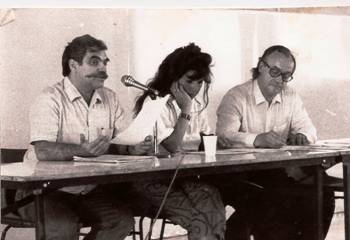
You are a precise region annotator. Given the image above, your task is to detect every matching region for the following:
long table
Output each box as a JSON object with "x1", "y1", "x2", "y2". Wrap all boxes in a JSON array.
[{"x1": 1, "y1": 145, "x2": 349, "y2": 240}]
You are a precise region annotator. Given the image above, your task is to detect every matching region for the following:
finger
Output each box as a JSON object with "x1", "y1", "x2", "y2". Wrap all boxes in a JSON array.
[
  {"x1": 94, "y1": 143, "x2": 110, "y2": 156},
  {"x1": 91, "y1": 142, "x2": 110, "y2": 155},
  {"x1": 178, "y1": 84, "x2": 190, "y2": 98},
  {"x1": 132, "y1": 145, "x2": 145, "y2": 155},
  {"x1": 144, "y1": 135, "x2": 153, "y2": 142},
  {"x1": 139, "y1": 144, "x2": 152, "y2": 152},
  {"x1": 170, "y1": 82, "x2": 178, "y2": 95},
  {"x1": 142, "y1": 141, "x2": 153, "y2": 147},
  {"x1": 218, "y1": 137, "x2": 231, "y2": 148},
  {"x1": 89, "y1": 136, "x2": 109, "y2": 152},
  {"x1": 88, "y1": 135, "x2": 108, "y2": 147},
  {"x1": 299, "y1": 135, "x2": 309, "y2": 145},
  {"x1": 289, "y1": 135, "x2": 296, "y2": 145},
  {"x1": 296, "y1": 135, "x2": 303, "y2": 145}
]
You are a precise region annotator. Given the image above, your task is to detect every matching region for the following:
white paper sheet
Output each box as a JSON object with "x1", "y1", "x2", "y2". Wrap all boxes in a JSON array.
[{"x1": 111, "y1": 94, "x2": 170, "y2": 145}]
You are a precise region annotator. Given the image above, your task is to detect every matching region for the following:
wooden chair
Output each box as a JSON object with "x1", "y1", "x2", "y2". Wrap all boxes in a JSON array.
[
  {"x1": 0, "y1": 148, "x2": 142, "y2": 240},
  {"x1": 1, "y1": 149, "x2": 31, "y2": 240},
  {"x1": 137, "y1": 216, "x2": 177, "y2": 240}
]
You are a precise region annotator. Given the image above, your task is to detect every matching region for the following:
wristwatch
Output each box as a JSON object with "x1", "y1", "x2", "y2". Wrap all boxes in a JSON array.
[{"x1": 180, "y1": 112, "x2": 191, "y2": 121}]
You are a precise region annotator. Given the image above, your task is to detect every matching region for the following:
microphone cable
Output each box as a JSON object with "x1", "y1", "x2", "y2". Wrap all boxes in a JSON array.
[{"x1": 143, "y1": 153, "x2": 186, "y2": 240}]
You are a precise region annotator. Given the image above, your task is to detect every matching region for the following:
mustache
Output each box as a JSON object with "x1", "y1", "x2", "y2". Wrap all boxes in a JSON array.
[{"x1": 86, "y1": 72, "x2": 108, "y2": 79}]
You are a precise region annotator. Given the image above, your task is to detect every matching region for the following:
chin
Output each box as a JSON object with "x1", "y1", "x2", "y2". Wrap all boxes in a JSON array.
[{"x1": 94, "y1": 83, "x2": 104, "y2": 90}]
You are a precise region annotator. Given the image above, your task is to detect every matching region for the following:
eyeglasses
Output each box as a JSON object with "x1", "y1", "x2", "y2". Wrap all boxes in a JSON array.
[{"x1": 261, "y1": 59, "x2": 293, "y2": 82}]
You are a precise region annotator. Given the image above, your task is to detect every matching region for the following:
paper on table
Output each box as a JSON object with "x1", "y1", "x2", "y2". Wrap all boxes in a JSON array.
[
  {"x1": 187, "y1": 145, "x2": 340, "y2": 155},
  {"x1": 73, "y1": 155, "x2": 157, "y2": 164},
  {"x1": 112, "y1": 94, "x2": 170, "y2": 145}
]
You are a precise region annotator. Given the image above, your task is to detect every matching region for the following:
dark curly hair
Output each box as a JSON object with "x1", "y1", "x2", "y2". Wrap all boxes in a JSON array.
[
  {"x1": 134, "y1": 43, "x2": 212, "y2": 116},
  {"x1": 251, "y1": 45, "x2": 296, "y2": 80},
  {"x1": 62, "y1": 34, "x2": 107, "y2": 77}
]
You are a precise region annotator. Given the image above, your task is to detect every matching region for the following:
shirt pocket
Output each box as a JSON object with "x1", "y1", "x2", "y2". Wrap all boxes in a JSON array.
[{"x1": 89, "y1": 108, "x2": 111, "y2": 142}]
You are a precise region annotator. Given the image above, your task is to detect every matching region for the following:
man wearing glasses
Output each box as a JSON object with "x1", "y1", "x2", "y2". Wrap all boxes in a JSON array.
[{"x1": 215, "y1": 45, "x2": 335, "y2": 239}]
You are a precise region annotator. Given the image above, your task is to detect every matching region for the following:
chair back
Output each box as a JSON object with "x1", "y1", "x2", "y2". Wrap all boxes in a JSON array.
[
  {"x1": 1, "y1": 148, "x2": 27, "y2": 163},
  {"x1": 1, "y1": 149, "x2": 27, "y2": 208}
]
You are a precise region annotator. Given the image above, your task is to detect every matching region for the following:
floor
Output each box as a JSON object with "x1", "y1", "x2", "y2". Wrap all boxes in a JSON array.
[{"x1": 1, "y1": 203, "x2": 345, "y2": 240}]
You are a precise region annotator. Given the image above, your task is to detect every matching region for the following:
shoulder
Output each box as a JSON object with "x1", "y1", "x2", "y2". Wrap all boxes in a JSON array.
[
  {"x1": 41, "y1": 81, "x2": 63, "y2": 95},
  {"x1": 36, "y1": 81, "x2": 64, "y2": 104},
  {"x1": 30, "y1": 81, "x2": 65, "y2": 115},
  {"x1": 222, "y1": 81, "x2": 252, "y2": 103}
]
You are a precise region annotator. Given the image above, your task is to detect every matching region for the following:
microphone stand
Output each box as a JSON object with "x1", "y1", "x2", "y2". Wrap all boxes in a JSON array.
[{"x1": 153, "y1": 121, "x2": 158, "y2": 155}]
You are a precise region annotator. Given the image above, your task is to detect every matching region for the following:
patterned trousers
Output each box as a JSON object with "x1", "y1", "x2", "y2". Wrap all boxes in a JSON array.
[{"x1": 132, "y1": 180, "x2": 226, "y2": 240}]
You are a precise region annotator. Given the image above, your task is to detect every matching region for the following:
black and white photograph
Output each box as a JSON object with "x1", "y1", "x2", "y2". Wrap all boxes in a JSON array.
[{"x1": 1, "y1": 2, "x2": 350, "y2": 240}]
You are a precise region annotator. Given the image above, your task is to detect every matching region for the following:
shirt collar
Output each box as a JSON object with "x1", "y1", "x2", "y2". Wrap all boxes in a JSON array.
[
  {"x1": 91, "y1": 89, "x2": 103, "y2": 104},
  {"x1": 64, "y1": 77, "x2": 102, "y2": 104},
  {"x1": 64, "y1": 77, "x2": 81, "y2": 102},
  {"x1": 253, "y1": 80, "x2": 281, "y2": 105}
]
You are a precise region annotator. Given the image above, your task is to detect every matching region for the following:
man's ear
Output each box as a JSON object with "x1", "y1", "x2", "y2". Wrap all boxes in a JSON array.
[
  {"x1": 68, "y1": 59, "x2": 78, "y2": 72},
  {"x1": 257, "y1": 59, "x2": 264, "y2": 72}
]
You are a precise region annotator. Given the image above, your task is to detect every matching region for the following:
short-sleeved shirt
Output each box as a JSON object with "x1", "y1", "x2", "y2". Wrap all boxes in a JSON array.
[
  {"x1": 156, "y1": 96, "x2": 211, "y2": 152},
  {"x1": 24, "y1": 77, "x2": 124, "y2": 194},
  {"x1": 216, "y1": 80, "x2": 317, "y2": 147}
]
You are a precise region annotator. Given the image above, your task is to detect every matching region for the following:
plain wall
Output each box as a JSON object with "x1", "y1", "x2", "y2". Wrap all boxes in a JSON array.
[
  {"x1": 1, "y1": 8, "x2": 350, "y2": 149},
  {"x1": 0, "y1": 9, "x2": 133, "y2": 148},
  {"x1": 130, "y1": 9, "x2": 350, "y2": 140}
]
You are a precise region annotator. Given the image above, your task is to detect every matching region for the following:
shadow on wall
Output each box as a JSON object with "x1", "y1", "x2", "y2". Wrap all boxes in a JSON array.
[{"x1": 299, "y1": 79, "x2": 350, "y2": 140}]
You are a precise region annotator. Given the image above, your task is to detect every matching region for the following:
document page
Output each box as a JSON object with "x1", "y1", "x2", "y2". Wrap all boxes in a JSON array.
[
  {"x1": 112, "y1": 95, "x2": 170, "y2": 145},
  {"x1": 73, "y1": 155, "x2": 157, "y2": 164}
]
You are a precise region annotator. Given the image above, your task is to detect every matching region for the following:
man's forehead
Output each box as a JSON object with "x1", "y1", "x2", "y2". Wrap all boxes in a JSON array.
[
  {"x1": 265, "y1": 52, "x2": 294, "y2": 69},
  {"x1": 84, "y1": 50, "x2": 108, "y2": 59}
]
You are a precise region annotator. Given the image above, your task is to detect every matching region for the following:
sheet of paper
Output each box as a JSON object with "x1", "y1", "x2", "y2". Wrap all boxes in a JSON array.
[
  {"x1": 111, "y1": 95, "x2": 170, "y2": 145},
  {"x1": 186, "y1": 144, "x2": 344, "y2": 156},
  {"x1": 73, "y1": 154, "x2": 157, "y2": 164}
]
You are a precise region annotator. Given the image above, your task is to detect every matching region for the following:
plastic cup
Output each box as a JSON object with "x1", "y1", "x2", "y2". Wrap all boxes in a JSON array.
[{"x1": 203, "y1": 135, "x2": 218, "y2": 156}]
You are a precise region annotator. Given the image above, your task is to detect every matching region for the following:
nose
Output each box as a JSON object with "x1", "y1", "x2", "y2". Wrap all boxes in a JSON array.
[
  {"x1": 274, "y1": 75, "x2": 284, "y2": 84},
  {"x1": 98, "y1": 63, "x2": 107, "y2": 72},
  {"x1": 191, "y1": 83, "x2": 202, "y2": 92}
]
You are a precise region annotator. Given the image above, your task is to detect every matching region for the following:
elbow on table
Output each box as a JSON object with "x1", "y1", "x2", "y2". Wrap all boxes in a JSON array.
[
  {"x1": 33, "y1": 142, "x2": 52, "y2": 161},
  {"x1": 34, "y1": 147, "x2": 50, "y2": 161}
]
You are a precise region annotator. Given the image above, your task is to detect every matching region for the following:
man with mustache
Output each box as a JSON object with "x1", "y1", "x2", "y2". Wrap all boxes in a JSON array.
[
  {"x1": 215, "y1": 45, "x2": 335, "y2": 239},
  {"x1": 17, "y1": 34, "x2": 153, "y2": 240}
]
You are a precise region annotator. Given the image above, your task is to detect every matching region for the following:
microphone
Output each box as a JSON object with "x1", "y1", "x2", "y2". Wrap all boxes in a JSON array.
[{"x1": 121, "y1": 75, "x2": 160, "y2": 97}]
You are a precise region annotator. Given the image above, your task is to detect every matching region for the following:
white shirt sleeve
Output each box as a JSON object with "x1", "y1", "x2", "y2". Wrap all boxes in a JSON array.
[
  {"x1": 216, "y1": 89, "x2": 257, "y2": 147},
  {"x1": 156, "y1": 101, "x2": 177, "y2": 144},
  {"x1": 29, "y1": 88, "x2": 60, "y2": 143},
  {"x1": 112, "y1": 93, "x2": 125, "y2": 138},
  {"x1": 290, "y1": 92, "x2": 317, "y2": 143}
]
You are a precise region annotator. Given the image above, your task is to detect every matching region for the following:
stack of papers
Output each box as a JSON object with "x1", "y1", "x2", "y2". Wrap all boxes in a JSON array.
[
  {"x1": 186, "y1": 144, "x2": 348, "y2": 156},
  {"x1": 73, "y1": 155, "x2": 158, "y2": 165}
]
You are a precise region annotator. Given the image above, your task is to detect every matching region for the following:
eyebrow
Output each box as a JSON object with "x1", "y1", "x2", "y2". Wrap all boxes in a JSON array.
[{"x1": 89, "y1": 55, "x2": 110, "y2": 64}]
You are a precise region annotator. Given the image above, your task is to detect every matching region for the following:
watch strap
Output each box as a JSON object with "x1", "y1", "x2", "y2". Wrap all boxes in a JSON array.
[{"x1": 180, "y1": 112, "x2": 191, "y2": 121}]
